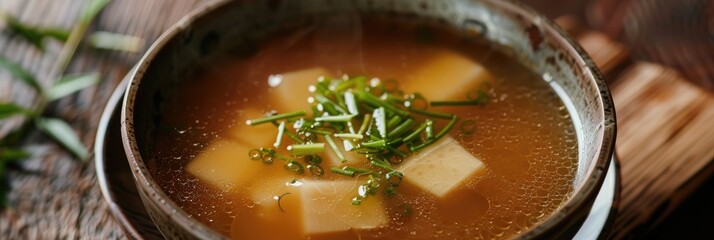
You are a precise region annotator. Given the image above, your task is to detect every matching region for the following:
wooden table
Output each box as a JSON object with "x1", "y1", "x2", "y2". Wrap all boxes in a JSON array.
[{"x1": 1, "y1": 1, "x2": 712, "y2": 239}]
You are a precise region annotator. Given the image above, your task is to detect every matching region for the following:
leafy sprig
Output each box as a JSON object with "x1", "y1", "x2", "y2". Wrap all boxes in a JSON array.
[{"x1": 0, "y1": 0, "x2": 143, "y2": 208}]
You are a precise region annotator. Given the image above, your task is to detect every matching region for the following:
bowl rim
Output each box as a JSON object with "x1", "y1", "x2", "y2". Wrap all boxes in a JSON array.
[{"x1": 120, "y1": 0, "x2": 616, "y2": 239}]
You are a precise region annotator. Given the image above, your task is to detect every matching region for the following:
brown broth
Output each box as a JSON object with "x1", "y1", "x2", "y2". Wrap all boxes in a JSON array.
[{"x1": 151, "y1": 16, "x2": 578, "y2": 239}]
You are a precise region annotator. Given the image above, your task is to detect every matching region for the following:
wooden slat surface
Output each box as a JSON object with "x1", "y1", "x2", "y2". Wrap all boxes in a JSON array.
[{"x1": 0, "y1": 1, "x2": 712, "y2": 239}]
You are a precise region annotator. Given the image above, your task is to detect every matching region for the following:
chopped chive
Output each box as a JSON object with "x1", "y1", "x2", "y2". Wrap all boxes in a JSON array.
[
  {"x1": 343, "y1": 166, "x2": 373, "y2": 175},
  {"x1": 315, "y1": 114, "x2": 355, "y2": 122},
  {"x1": 347, "y1": 120, "x2": 356, "y2": 134},
  {"x1": 306, "y1": 128, "x2": 333, "y2": 135},
  {"x1": 272, "y1": 121, "x2": 304, "y2": 143},
  {"x1": 387, "y1": 138, "x2": 403, "y2": 147},
  {"x1": 362, "y1": 139, "x2": 386, "y2": 148},
  {"x1": 431, "y1": 100, "x2": 487, "y2": 106},
  {"x1": 435, "y1": 116, "x2": 459, "y2": 140},
  {"x1": 273, "y1": 121, "x2": 286, "y2": 148},
  {"x1": 387, "y1": 115, "x2": 402, "y2": 129},
  {"x1": 386, "y1": 171, "x2": 404, "y2": 186},
  {"x1": 331, "y1": 167, "x2": 356, "y2": 177},
  {"x1": 324, "y1": 135, "x2": 346, "y2": 163},
  {"x1": 307, "y1": 165, "x2": 324, "y2": 176},
  {"x1": 370, "y1": 160, "x2": 394, "y2": 171},
  {"x1": 355, "y1": 148, "x2": 382, "y2": 154},
  {"x1": 315, "y1": 95, "x2": 348, "y2": 114},
  {"x1": 404, "y1": 122, "x2": 428, "y2": 142},
  {"x1": 287, "y1": 143, "x2": 325, "y2": 155},
  {"x1": 356, "y1": 90, "x2": 409, "y2": 117},
  {"x1": 384, "y1": 186, "x2": 397, "y2": 197},
  {"x1": 247, "y1": 111, "x2": 306, "y2": 125},
  {"x1": 386, "y1": 145, "x2": 406, "y2": 158},
  {"x1": 357, "y1": 114, "x2": 372, "y2": 135},
  {"x1": 407, "y1": 107, "x2": 453, "y2": 119},
  {"x1": 373, "y1": 107, "x2": 387, "y2": 138},
  {"x1": 425, "y1": 119, "x2": 434, "y2": 140},
  {"x1": 260, "y1": 148, "x2": 294, "y2": 162},
  {"x1": 285, "y1": 161, "x2": 305, "y2": 174},
  {"x1": 334, "y1": 133, "x2": 363, "y2": 139},
  {"x1": 344, "y1": 91, "x2": 359, "y2": 115},
  {"x1": 248, "y1": 149, "x2": 261, "y2": 160},
  {"x1": 388, "y1": 118, "x2": 414, "y2": 138},
  {"x1": 343, "y1": 139, "x2": 356, "y2": 151},
  {"x1": 460, "y1": 119, "x2": 476, "y2": 135},
  {"x1": 335, "y1": 79, "x2": 356, "y2": 92}
]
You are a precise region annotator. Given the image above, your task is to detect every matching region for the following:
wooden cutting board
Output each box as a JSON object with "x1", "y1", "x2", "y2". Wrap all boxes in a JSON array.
[{"x1": 0, "y1": 0, "x2": 712, "y2": 238}]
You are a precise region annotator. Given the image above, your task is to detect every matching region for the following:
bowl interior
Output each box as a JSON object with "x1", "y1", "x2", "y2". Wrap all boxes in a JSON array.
[{"x1": 121, "y1": 0, "x2": 615, "y2": 238}]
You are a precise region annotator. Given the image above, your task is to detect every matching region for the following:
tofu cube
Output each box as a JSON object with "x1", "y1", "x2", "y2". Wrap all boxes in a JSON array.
[
  {"x1": 227, "y1": 108, "x2": 275, "y2": 148},
  {"x1": 269, "y1": 67, "x2": 331, "y2": 113},
  {"x1": 398, "y1": 136, "x2": 485, "y2": 198},
  {"x1": 299, "y1": 180, "x2": 388, "y2": 234},
  {"x1": 185, "y1": 140, "x2": 263, "y2": 192},
  {"x1": 401, "y1": 50, "x2": 493, "y2": 101}
]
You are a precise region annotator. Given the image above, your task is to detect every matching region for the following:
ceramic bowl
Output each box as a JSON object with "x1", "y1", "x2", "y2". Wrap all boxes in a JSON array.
[{"x1": 120, "y1": 0, "x2": 616, "y2": 239}]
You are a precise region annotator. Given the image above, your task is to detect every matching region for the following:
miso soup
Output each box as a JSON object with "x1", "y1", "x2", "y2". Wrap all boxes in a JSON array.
[{"x1": 151, "y1": 16, "x2": 578, "y2": 239}]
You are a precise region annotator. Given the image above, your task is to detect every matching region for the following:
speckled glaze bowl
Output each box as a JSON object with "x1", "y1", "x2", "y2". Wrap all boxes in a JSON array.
[{"x1": 120, "y1": 0, "x2": 616, "y2": 239}]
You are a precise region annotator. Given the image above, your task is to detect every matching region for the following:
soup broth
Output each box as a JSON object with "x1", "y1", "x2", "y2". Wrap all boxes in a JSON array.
[{"x1": 151, "y1": 16, "x2": 578, "y2": 239}]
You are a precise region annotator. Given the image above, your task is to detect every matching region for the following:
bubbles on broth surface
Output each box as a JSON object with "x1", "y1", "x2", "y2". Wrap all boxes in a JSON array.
[{"x1": 150, "y1": 17, "x2": 578, "y2": 239}]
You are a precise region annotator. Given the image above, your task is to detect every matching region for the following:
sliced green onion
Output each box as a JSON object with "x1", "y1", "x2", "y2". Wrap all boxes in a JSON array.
[
  {"x1": 273, "y1": 121, "x2": 304, "y2": 144},
  {"x1": 388, "y1": 118, "x2": 414, "y2": 138},
  {"x1": 404, "y1": 122, "x2": 428, "y2": 142},
  {"x1": 331, "y1": 167, "x2": 356, "y2": 177},
  {"x1": 460, "y1": 119, "x2": 476, "y2": 135},
  {"x1": 334, "y1": 133, "x2": 363, "y2": 139},
  {"x1": 343, "y1": 166, "x2": 373, "y2": 175},
  {"x1": 407, "y1": 107, "x2": 453, "y2": 119},
  {"x1": 386, "y1": 171, "x2": 404, "y2": 186},
  {"x1": 384, "y1": 186, "x2": 397, "y2": 197},
  {"x1": 307, "y1": 165, "x2": 324, "y2": 176},
  {"x1": 273, "y1": 121, "x2": 286, "y2": 148},
  {"x1": 248, "y1": 149, "x2": 261, "y2": 160},
  {"x1": 435, "y1": 116, "x2": 459, "y2": 140},
  {"x1": 285, "y1": 161, "x2": 305, "y2": 174},
  {"x1": 356, "y1": 90, "x2": 409, "y2": 117},
  {"x1": 362, "y1": 139, "x2": 386, "y2": 148},
  {"x1": 370, "y1": 160, "x2": 394, "y2": 171},
  {"x1": 247, "y1": 111, "x2": 305, "y2": 125},
  {"x1": 315, "y1": 95, "x2": 348, "y2": 114},
  {"x1": 387, "y1": 115, "x2": 402, "y2": 129},
  {"x1": 287, "y1": 143, "x2": 325, "y2": 155},
  {"x1": 357, "y1": 114, "x2": 372, "y2": 135},
  {"x1": 306, "y1": 128, "x2": 333, "y2": 135},
  {"x1": 324, "y1": 135, "x2": 346, "y2": 163},
  {"x1": 315, "y1": 114, "x2": 355, "y2": 122}
]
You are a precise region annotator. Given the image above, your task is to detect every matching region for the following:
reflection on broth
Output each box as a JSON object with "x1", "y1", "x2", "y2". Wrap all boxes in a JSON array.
[{"x1": 151, "y1": 16, "x2": 578, "y2": 239}]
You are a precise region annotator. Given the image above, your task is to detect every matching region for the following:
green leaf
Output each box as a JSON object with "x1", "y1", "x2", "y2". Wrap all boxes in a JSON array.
[
  {"x1": 88, "y1": 31, "x2": 144, "y2": 53},
  {"x1": 0, "y1": 103, "x2": 31, "y2": 120},
  {"x1": 4, "y1": 14, "x2": 70, "y2": 49},
  {"x1": 47, "y1": 73, "x2": 100, "y2": 100},
  {"x1": 35, "y1": 118, "x2": 88, "y2": 160},
  {"x1": 0, "y1": 56, "x2": 43, "y2": 94},
  {"x1": 0, "y1": 148, "x2": 30, "y2": 162}
]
